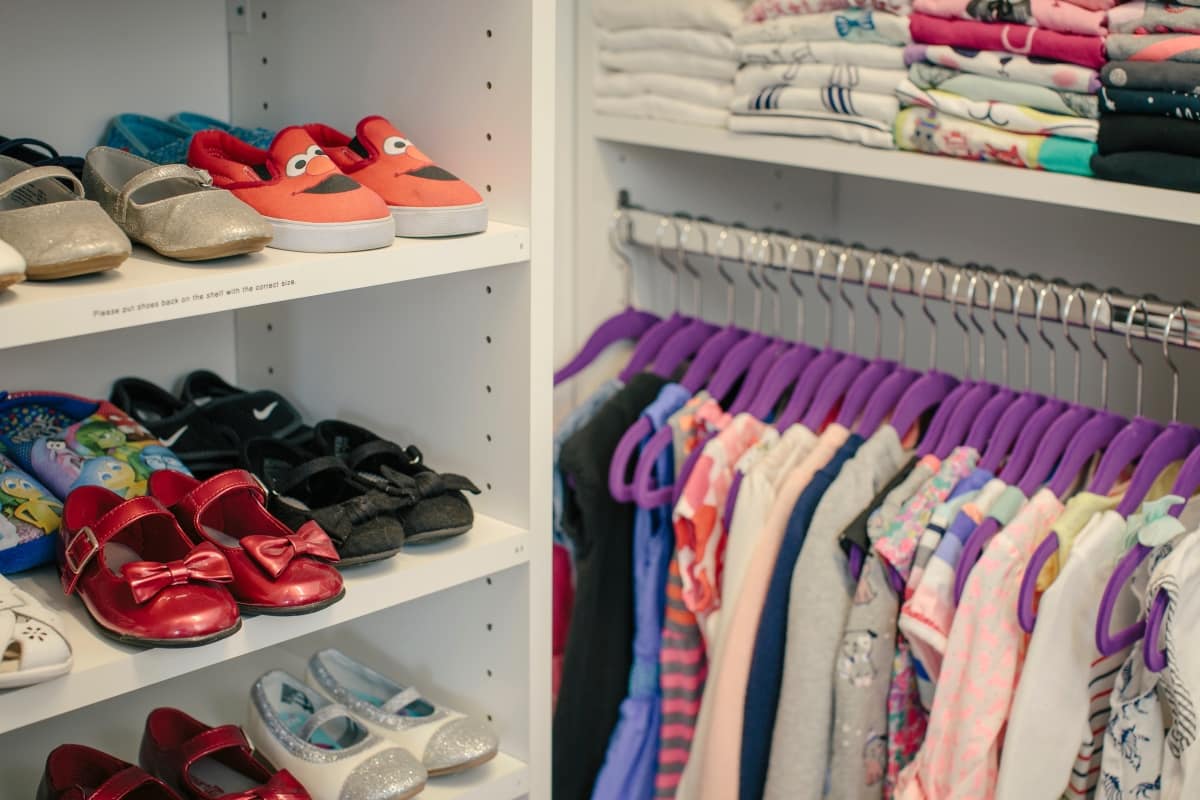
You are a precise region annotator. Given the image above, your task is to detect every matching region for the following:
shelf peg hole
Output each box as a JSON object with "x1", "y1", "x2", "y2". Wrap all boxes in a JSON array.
[
  {"x1": 266, "y1": 323, "x2": 273, "y2": 331},
  {"x1": 487, "y1": 81, "x2": 493, "y2": 89},
  {"x1": 262, "y1": 56, "x2": 268, "y2": 64},
  {"x1": 486, "y1": 482, "x2": 492, "y2": 490},
  {"x1": 267, "y1": 366, "x2": 275, "y2": 375},
  {"x1": 486, "y1": 335, "x2": 492, "y2": 343},
  {"x1": 486, "y1": 28, "x2": 493, "y2": 37},
  {"x1": 487, "y1": 623, "x2": 493, "y2": 631},
  {"x1": 486, "y1": 385, "x2": 492, "y2": 393},
  {"x1": 486, "y1": 132, "x2": 492, "y2": 141},
  {"x1": 262, "y1": 102, "x2": 269, "y2": 110},
  {"x1": 261, "y1": 10, "x2": 267, "y2": 18}
]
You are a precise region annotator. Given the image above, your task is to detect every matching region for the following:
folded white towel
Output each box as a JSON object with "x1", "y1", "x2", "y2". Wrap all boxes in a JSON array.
[
  {"x1": 735, "y1": 62, "x2": 906, "y2": 95},
  {"x1": 599, "y1": 48, "x2": 739, "y2": 81},
  {"x1": 597, "y1": 27, "x2": 738, "y2": 60},
  {"x1": 596, "y1": 72, "x2": 735, "y2": 109},
  {"x1": 594, "y1": 0, "x2": 749, "y2": 34},
  {"x1": 733, "y1": 86, "x2": 900, "y2": 124},
  {"x1": 739, "y1": 40, "x2": 907, "y2": 69},
  {"x1": 733, "y1": 10, "x2": 912, "y2": 46},
  {"x1": 729, "y1": 110, "x2": 896, "y2": 148},
  {"x1": 597, "y1": 94, "x2": 732, "y2": 128}
]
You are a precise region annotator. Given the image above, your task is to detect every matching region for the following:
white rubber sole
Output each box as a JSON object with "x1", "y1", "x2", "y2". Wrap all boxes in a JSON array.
[
  {"x1": 265, "y1": 216, "x2": 396, "y2": 253},
  {"x1": 390, "y1": 202, "x2": 488, "y2": 238},
  {"x1": 0, "y1": 655, "x2": 72, "y2": 689}
]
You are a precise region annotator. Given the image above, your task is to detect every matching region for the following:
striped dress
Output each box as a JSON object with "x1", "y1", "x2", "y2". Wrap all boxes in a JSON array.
[{"x1": 657, "y1": 560, "x2": 708, "y2": 797}]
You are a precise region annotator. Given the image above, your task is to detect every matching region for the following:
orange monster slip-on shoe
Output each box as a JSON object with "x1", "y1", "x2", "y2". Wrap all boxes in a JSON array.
[
  {"x1": 303, "y1": 116, "x2": 487, "y2": 238},
  {"x1": 188, "y1": 127, "x2": 394, "y2": 253}
]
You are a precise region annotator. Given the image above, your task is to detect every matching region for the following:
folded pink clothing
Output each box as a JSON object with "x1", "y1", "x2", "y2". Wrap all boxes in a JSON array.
[
  {"x1": 913, "y1": 0, "x2": 1108, "y2": 36},
  {"x1": 909, "y1": 12, "x2": 1108, "y2": 67},
  {"x1": 1058, "y1": 0, "x2": 1119, "y2": 10}
]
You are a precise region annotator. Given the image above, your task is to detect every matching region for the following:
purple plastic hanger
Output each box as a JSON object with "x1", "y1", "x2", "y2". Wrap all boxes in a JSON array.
[
  {"x1": 617, "y1": 314, "x2": 688, "y2": 382},
  {"x1": 728, "y1": 341, "x2": 786, "y2": 414},
  {"x1": 913, "y1": 380, "x2": 970, "y2": 457},
  {"x1": 952, "y1": 398, "x2": 1063, "y2": 602},
  {"x1": 858, "y1": 368, "x2": 920, "y2": 438},
  {"x1": 1097, "y1": 304, "x2": 1199, "y2": 659},
  {"x1": 556, "y1": 211, "x2": 662, "y2": 385},
  {"x1": 834, "y1": 250, "x2": 897, "y2": 428}
]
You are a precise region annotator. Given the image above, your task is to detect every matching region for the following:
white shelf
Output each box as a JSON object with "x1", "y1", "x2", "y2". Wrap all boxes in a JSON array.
[
  {"x1": 422, "y1": 752, "x2": 531, "y2": 800},
  {"x1": 593, "y1": 114, "x2": 1200, "y2": 226},
  {"x1": 0, "y1": 514, "x2": 531, "y2": 735},
  {"x1": 0, "y1": 221, "x2": 530, "y2": 351}
]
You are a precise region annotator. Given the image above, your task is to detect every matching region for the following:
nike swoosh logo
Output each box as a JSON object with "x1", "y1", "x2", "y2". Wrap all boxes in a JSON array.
[
  {"x1": 161, "y1": 427, "x2": 188, "y2": 447},
  {"x1": 253, "y1": 401, "x2": 279, "y2": 421}
]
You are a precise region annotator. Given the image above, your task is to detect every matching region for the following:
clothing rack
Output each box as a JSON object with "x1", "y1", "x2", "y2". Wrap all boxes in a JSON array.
[{"x1": 616, "y1": 199, "x2": 1200, "y2": 352}]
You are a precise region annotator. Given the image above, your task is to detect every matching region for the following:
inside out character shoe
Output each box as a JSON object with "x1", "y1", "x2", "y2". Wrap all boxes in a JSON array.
[
  {"x1": 0, "y1": 391, "x2": 193, "y2": 571},
  {"x1": 188, "y1": 128, "x2": 395, "y2": 253},
  {"x1": 304, "y1": 116, "x2": 487, "y2": 238}
]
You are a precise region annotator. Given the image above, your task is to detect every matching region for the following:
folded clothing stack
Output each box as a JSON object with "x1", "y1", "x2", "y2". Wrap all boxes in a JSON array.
[
  {"x1": 594, "y1": 0, "x2": 747, "y2": 128},
  {"x1": 895, "y1": 0, "x2": 1112, "y2": 175},
  {"x1": 1095, "y1": 3, "x2": 1200, "y2": 190},
  {"x1": 731, "y1": 1, "x2": 914, "y2": 148}
]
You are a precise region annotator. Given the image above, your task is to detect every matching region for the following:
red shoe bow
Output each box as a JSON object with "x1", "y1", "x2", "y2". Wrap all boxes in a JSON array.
[
  {"x1": 123, "y1": 542, "x2": 234, "y2": 604},
  {"x1": 242, "y1": 521, "x2": 339, "y2": 578}
]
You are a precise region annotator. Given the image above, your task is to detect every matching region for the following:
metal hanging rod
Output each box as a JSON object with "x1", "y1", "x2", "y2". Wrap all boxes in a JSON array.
[{"x1": 616, "y1": 200, "x2": 1200, "y2": 350}]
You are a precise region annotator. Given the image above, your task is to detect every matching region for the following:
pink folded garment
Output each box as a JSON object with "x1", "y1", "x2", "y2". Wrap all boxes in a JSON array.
[
  {"x1": 909, "y1": 12, "x2": 1108, "y2": 67},
  {"x1": 912, "y1": 0, "x2": 1108, "y2": 36},
  {"x1": 1057, "y1": 0, "x2": 1120, "y2": 11}
]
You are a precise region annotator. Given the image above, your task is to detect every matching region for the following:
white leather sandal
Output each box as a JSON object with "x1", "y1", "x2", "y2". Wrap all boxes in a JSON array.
[
  {"x1": 0, "y1": 574, "x2": 72, "y2": 689},
  {"x1": 306, "y1": 648, "x2": 500, "y2": 776},
  {"x1": 247, "y1": 669, "x2": 428, "y2": 800}
]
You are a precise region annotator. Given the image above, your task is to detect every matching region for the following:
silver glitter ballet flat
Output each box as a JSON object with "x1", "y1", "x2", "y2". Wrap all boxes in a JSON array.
[
  {"x1": 247, "y1": 669, "x2": 427, "y2": 800},
  {"x1": 84, "y1": 146, "x2": 272, "y2": 261},
  {"x1": 306, "y1": 648, "x2": 500, "y2": 776},
  {"x1": 0, "y1": 155, "x2": 130, "y2": 280}
]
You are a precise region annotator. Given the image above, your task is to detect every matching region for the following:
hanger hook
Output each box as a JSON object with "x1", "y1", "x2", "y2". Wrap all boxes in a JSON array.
[
  {"x1": 988, "y1": 271, "x2": 1011, "y2": 386},
  {"x1": 1090, "y1": 292, "x2": 1112, "y2": 410},
  {"x1": 859, "y1": 252, "x2": 883, "y2": 359},
  {"x1": 1008, "y1": 276, "x2": 1033, "y2": 391},
  {"x1": 948, "y1": 268, "x2": 971, "y2": 378},
  {"x1": 887, "y1": 257, "x2": 911, "y2": 364},
  {"x1": 1124, "y1": 298, "x2": 1150, "y2": 418},
  {"x1": 713, "y1": 226, "x2": 741, "y2": 326},
  {"x1": 966, "y1": 268, "x2": 988, "y2": 380},
  {"x1": 785, "y1": 240, "x2": 806, "y2": 342},
  {"x1": 654, "y1": 216, "x2": 680, "y2": 314},
  {"x1": 762, "y1": 235, "x2": 783, "y2": 336},
  {"x1": 812, "y1": 246, "x2": 834, "y2": 348},
  {"x1": 744, "y1": 232, "x2": 763, "y2": 331},
  {"x1": 676, "y1": 219, "x2": 703, "y2": 318},
  {"x1": 1061, "y1": 286, "x2": 1086, "y2": 404},
  {"x1": 836, "y1": 248, "x2": 856, "y2": 353},
  {"x1": 1036, "y1": 282, "x2": 1061, "y2": 398},
  {"x1": 609, "y1": 209, "x2": 636, "y2": 308},
  {"x1": 918, "y1": 260, "x2": 945, "y2": 371},
  {"x1": 1164, "y1": 305, "x2": 1187, "y2": 422}
]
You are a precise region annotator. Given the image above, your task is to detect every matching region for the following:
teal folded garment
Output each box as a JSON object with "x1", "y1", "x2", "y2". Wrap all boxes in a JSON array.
[
  {"x1": 101, "y1": 114, "x2": 191, "y2": 164},
  {"x1": 1039, "y1": 136, "x2": 1097, "y2": 177}
]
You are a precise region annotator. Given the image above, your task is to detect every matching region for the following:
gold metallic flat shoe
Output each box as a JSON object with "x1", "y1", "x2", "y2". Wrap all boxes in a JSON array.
[
  {"x1": 84, "y1": 146, "x2": 273, "y2": 262},
  {"x1": 0, "y1": 155, "x2": 130, "y2": 280}
]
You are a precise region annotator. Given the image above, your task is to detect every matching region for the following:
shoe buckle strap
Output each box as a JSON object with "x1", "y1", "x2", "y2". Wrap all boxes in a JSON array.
[
  {"x1": 114, "y1": 164, "x2": 212, "y2": 223},
  {"x1": 381, "y1": 687, "x2": 423, "y2": 714},
  {"x1": 298, "y1": 703, "x2": 355, "y2": 744},
  {"x1": 179, "y1": 724, "x2": 252, "y2": 768},
  {"x1": 60, "y1": 495, "x2": 172, "y2": 594},
  {"x1": 176, "y1": 469, "x2": 267, "y2": 532},
  {"x1": 89, "y1": 766, "x2": 162, "y2": 799},
  {"x1": 0, "y1": 165, "x2": 84, "y2": 202}
]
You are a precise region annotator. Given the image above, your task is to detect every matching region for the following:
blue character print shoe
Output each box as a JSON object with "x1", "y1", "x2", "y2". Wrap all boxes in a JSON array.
[{"x1": 0, "y1": 391, "x2": 192, "y2": 572}]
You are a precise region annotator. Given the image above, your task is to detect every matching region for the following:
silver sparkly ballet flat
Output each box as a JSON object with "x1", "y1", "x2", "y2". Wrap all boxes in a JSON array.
[
  {"x1": 306, "y1": 648, "x2": 500, "y2": 776},
  {"x1": 84, "y1": 146, "x2": 272, "y2": 261},
  {"x1": 0, "y1": 155, "x2": 130, "y2": 280},
  {"x1": 247, "y1": 669, "x2": 428, "y2": 800}
]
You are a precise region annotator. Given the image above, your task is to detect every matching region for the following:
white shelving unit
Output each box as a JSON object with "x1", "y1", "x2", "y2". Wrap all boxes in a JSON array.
[{"x1": 0, "y1": 1, "x2": 553, "y2": 797}]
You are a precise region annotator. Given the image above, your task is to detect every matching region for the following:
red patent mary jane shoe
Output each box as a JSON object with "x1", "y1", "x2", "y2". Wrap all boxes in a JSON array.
[
  {"x1": 59, "y1": 487, "x2": 241, "y2": 647},
  {"x1": 38, "y1": 743, "x2": 182, "y2": 800},
  {"x1": 148, "y1": 469, "x2": 343, "y2": 615},
  {"x1": 140, "y1": 707, "x2": 311, "y2": 800}
]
